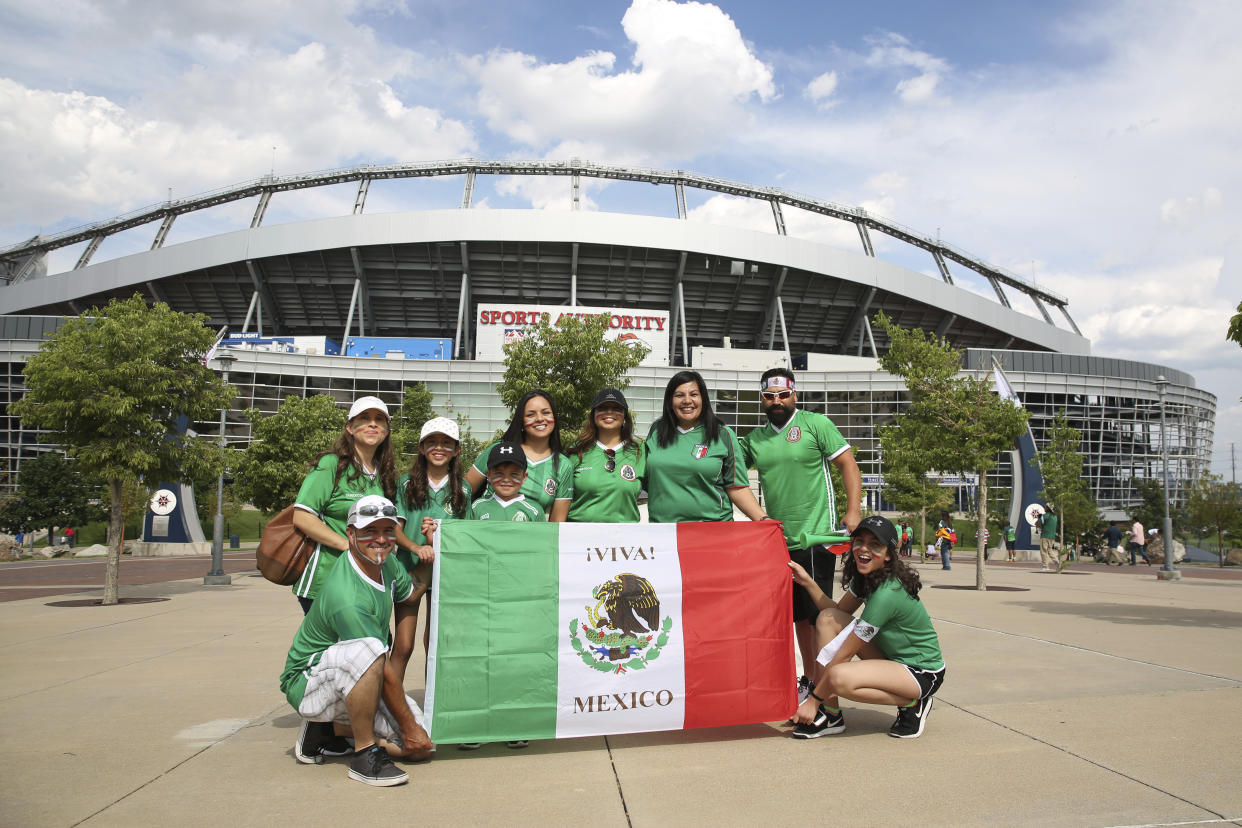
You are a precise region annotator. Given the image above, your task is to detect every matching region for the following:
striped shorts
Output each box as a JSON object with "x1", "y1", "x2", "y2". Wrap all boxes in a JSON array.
[{"x1": 297, "y1": 637, "x2": 425, "y2": 744}]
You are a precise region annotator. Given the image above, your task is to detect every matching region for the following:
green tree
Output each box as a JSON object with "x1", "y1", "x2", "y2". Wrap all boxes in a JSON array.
[
  {"x1": 1127, "y1": 477, "x2": 1186, "y2": 537},
  {"x1": 1186, "y1": 472, "x2": 1242, "y2": 567},
  {"x1": 10, "y1": 295, "x2": 233, "y2": 604},
  {"x1": 499, "y1": 313, "x2": 649, "y2": 442},
  {"x1": 0, "y1": 452, "x2": 104, "y2": 544},
  {"x1": 233, "y1": 394, "x2": 345, "y2": 514},
  {"x1": 1032, "y1": 409, "x2": 1098, "y2": 570},
  {"x1": 874, "y1": 312, "x2": 1030, "y2": 589},
  {"x1": 1227, "y1": 299, "x2": 1242, "y2": 347},
  {"x1": 881, "y1": 435, "x2": 953, "y2": 556}
]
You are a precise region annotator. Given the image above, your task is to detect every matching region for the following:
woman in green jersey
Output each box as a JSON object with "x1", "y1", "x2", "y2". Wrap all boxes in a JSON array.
[
  {"x1": 643, "y1": 371, "x2": 766, "y2": 523},
  {"x1": 567, "y1": 388, "x2": 645, "y2": 523},
  {"x1": 466, "y1": 388, "x2": 572, "y2": 521},
  {"x1": 290, "y1": 396, "x2": 397, "y2": 614},
  {"x1": 790, "y1": 515, "x2": 946, "y2": 740},
  {"x1": 390, "y1": 416, "x2": 471, "y2": 684}
]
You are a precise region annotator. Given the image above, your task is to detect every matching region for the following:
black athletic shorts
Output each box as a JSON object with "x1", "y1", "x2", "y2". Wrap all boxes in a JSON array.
[
  {"x1": 789, "y1": 545, "x2": 836, "y2": 623},
  {"x1": 902, "y1": 663, "x2": 947, "y2": 700}
]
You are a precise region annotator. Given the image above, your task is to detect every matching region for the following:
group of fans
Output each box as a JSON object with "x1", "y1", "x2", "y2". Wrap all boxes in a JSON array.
[{"x1": 277, "y1": 368, "x2": 947, "y2": 787}]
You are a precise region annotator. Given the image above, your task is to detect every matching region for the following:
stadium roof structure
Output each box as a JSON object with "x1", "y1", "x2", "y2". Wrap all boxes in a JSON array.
[{"x1": 0, "y1": 159, "x2": 1088, "y2": 362}]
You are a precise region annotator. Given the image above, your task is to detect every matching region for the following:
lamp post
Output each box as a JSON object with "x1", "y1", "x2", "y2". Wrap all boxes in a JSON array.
[
  {"x1": 204, "y1": 351, "x2": 237, "y2": 586},
  {"x1": 1155, "y1": 375, "x2": 1180, "y2": 581}
]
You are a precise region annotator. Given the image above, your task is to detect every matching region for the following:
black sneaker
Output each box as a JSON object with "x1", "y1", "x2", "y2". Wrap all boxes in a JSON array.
[
  {"x1": 506, "y1": 740, "x2": 530, "y2": 749},
  {"x1": 348, "y1": 745, "x2": 409, "y2": 787},
  {"x1": 791, "y1": 706, "x2": 845, "y2": 739},
  {"x1": 296, "y1": 719, "x2": 349, "y2": 765},
  {"x1": 458, "y1": 742, "x2": 483, "y2": 751},
  {"x1": 796, "y1": 674, "x2": 812, "y2": 704},
  {"x1": 889, "y1": 697, "x2": 933, "y2": 739}
]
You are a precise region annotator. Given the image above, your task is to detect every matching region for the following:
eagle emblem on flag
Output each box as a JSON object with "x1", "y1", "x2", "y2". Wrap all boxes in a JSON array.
[{"x1": 569, "y1": 573, "x2": 673, "y2": 674}]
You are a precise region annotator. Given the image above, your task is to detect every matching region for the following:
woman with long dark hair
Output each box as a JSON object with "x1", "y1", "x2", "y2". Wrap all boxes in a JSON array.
[
  {"x1": 789, "y1": 515, "x2": 945, "y2": 739},
  {"x1": 643, "y1": 370, "x2": 765, "y2": 523},
  {"x1": 465, "y1": 388, "x2": 572, "y2": 521},
  {"x1": 391, "y1": 416, "x2": 471, "y2": 684},
  {"x1": 291, "y1": 395, "x2": 397, "y2": 614},
  {"x1": 566, "y1": 388, "x2": 644, "y2": 523}
]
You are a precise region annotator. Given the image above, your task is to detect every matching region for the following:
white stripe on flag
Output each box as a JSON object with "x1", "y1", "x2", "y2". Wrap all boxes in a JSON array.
[{"x1": 555, "y1": 523, "x2": 685, "y2": 737}]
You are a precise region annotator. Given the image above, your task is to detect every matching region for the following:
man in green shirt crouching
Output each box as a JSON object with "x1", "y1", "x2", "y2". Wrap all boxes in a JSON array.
[{"x1": 280, "y1": 495, "x2": 433, "y2": 786}]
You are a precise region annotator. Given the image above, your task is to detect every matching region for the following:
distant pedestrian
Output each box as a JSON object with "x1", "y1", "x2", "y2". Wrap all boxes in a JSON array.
[
  {"x1": 1038, "y1": 506, "x2": 1060, "y2": 572},
  {"x1": 1003, "y1": 522, "x2": 1016, "y2": 561},
  {"x1": 1129, "y1": 518, "x2": 1149, "y2": 565},
  {"x1": 1104, "y1": 521, "x2": 1124, "y2": 565},
  {"x1": 65, "y1": 527, "x2": 75, "y2": 549}
]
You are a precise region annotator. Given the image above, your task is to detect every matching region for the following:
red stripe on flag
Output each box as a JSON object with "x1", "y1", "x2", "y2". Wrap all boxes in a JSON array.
[{"x1": 677, "y1": 522, "x2": 796, "y2": 729}]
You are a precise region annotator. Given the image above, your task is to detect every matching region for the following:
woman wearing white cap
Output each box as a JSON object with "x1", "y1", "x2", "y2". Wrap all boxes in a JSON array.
[
  {"x1": 390, "y1": 416, "x2": 471, "y2": 684},
  {"x1": 291, "y1": 396, "x2": 397, "y2": 614}
]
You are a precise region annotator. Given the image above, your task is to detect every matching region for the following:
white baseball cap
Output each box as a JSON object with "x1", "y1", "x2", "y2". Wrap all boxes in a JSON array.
[
  {"x1": 347, "y1": 495, "x2": 399, "y2": 530},
  {"x1": 347, "y1": 395, "x2": 389, "y2": 421},
  {"x1": 419, "y1": 416, "x2": 460, "y2": 443}
]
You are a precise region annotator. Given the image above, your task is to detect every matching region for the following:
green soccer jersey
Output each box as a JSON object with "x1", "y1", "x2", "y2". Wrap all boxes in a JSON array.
[
  {"x1": 394, "y1": 472, "x2": 472, "y2": 572},
  {"x1": 740, "y1": 409, "x2": 849, "y2": 550},
  {"x1": 467, "y1": 493, "x2": 547, "y2": 522},
  {"x1": 567, "y1": 441, "x2": 645, "y2": 523},
  {"x1": 851, "y1": 578, "x2": 944, "y2": 671},
  {"x1": 472, "y1": 442, "x2": 573, "y2": 515},
  {"x1": 1040, "y1": 513, "x2": 1059, "y2": 539},
  {"x1": 291, "y1": 454, "x2": 386, "y2": 600},
  {"x1": 643, "y1": 423, "x2": 748, "y2": 523},
  {"x1": 1005, "y1": 525, "x2": 1017, "y2": 542},
  {"x1": 280, "y1": 549, "x2": 414, "y2": 708}
]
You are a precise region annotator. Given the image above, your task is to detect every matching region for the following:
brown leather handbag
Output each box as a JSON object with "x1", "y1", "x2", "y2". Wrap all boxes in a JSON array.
[{"x1": 255, "y1": 506, "x2": 318, "y2": 586}]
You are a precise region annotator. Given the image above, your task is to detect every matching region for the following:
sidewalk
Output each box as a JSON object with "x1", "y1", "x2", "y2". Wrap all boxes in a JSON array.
[{"x1": 3, "y1": 560, "x2": 1240, "y2": 827}]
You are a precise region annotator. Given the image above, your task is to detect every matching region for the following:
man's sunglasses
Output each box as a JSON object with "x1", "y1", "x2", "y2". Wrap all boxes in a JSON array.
[
  {"x1": 355, "y1": 503, "x2": 397, "y2": 518},
  {"x1": 761, "y1": 390, "x2": 794, "y2": 401}
]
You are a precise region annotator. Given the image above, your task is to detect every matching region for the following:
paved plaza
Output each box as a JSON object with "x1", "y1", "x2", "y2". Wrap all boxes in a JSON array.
[{"x1": 2, "y1": 556, "x2": 1240, "y2": 827}]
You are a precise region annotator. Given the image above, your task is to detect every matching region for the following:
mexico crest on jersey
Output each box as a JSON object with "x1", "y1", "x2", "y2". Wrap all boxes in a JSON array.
[
  {"x1": 786, "y1": 426, "x2": 802, "y2": 443},
  {"x1": 544, "y1": 478, "x2": 558, "y2": 496},
  {"x1": 619, "y1": 464, "x2": 637, "y2": 481},
  {"x1": 513, "y1": 511, "x2": 527, "y2": 521},
  {"x1": 692, "y1": 444, "x2": 708, "y2": 459}
]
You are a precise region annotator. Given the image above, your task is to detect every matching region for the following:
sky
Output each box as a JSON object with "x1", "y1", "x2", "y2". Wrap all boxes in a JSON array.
[{"x1": 0, "y1": 0, "x2": 1238, "y2": 476}]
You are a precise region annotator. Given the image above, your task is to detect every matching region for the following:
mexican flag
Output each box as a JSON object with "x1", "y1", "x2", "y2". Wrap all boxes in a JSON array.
[{"x1": 425, "y1": 520, "x2": 795, "y2": 744}]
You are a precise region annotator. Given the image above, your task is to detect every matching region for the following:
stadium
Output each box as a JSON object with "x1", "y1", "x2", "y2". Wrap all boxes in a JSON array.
[{"x1": 0, "y1": 160, "x2": 1217, "y2": 546}]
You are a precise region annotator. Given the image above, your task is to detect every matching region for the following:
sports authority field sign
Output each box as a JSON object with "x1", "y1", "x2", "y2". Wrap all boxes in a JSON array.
[{"x1": 474, "y1": 303, "x2": 670, "y2": 366}]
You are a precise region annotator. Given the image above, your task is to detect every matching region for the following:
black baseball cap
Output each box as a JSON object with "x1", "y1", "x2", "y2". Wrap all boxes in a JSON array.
[
  {"x1": 851, "y1": 515, "x2": 899, "y2": 551},
  {"x1": 592, "y1": 388, "x2": 628, "y2": 409},
  {"x1": 487, "y1": 441, "x2": 528, "y2": 470}
]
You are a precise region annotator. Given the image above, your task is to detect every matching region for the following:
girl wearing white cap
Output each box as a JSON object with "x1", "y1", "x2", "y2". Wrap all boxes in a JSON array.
[
  {"x1": 390, "y1": 416, "x2": 471, "y2": 684},
  {"x1": 291, "y1": 396, "x2": 397, "y2": 614}
]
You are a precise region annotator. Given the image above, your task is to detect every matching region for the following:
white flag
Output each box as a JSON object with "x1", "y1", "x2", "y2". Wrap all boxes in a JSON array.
[{"x1": 992, "y1": 362, "x2": 1021, "y2": 407}]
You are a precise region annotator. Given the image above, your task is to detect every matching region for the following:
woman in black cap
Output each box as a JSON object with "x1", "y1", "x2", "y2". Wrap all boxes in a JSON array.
[
  {"x1": 566, "y1": 388, "x2": 645, "y2": 523},
  {"x1": 789, "y1": 515, "x2": 945, "y2": 740}
]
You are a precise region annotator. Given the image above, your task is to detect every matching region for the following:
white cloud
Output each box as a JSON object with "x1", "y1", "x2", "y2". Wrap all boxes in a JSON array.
[
  {"x1": 1161, "y1": 187, "x2": 1224, "y2": 226},
  {"x1": 468, "y1": 0, "x2": 774, "y2": 159},
  {"x1": 805, "y1": 71, "x2": 838, "y2": 109},
  {"x1": 863, "y1": 31, "x2": 949, "y2": 104}
]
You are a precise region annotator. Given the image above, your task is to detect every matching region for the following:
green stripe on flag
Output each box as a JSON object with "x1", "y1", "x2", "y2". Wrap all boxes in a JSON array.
[{"x1": 430, "y1": 520, "x2": 560, "y2": 743}]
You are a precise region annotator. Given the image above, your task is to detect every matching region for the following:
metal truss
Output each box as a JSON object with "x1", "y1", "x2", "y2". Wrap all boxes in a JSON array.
[{"x1": 0, "y1": 159, "x2": 1071, "y2": 315}]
